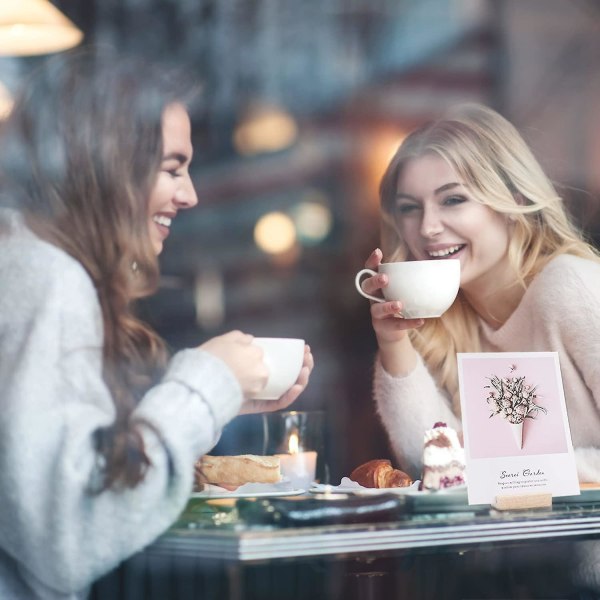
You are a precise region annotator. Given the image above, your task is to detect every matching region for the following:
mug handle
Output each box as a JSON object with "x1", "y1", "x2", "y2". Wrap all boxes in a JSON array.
[{"x1": 355, "y1": 269, "x2": 385, "y2": 303}]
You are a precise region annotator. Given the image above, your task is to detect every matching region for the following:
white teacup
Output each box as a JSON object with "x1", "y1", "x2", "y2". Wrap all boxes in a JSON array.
[
  {"x1": 252, "y1": 338, "x2": 305, "y2": 400},
  {"x1": 355, "y1": 259, "x2": 460, "y2": 319}
]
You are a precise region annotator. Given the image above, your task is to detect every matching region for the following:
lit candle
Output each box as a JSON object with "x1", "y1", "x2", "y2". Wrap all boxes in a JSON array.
[{"x1": 275, "y1": 432, "x2": 317, "y2": 490}]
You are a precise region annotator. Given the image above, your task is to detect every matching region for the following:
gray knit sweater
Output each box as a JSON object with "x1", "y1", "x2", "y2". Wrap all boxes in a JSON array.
[
  {"x1": 374, "y1": 253, "x2": 600, "y2": 483},
  {"x1": 0, "y1": 209, "x2": 243, "y2": 599}
]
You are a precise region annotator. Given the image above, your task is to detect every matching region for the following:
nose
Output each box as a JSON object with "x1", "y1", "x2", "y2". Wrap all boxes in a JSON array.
[
  {"x1": 174, "y1": 176, "x2": 198, "y2": 209},
  {"x1": 420, "y1": 205, "x2": 444, "y2": 238}
]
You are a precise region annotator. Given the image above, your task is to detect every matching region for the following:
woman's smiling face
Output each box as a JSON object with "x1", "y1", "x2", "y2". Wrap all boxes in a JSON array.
[
  {"x1": 394, "y1": 153, "x2": 514, "y2": 295},
  {"x1": 147, "y1": 102, "x2": 198, "y2": 255}
]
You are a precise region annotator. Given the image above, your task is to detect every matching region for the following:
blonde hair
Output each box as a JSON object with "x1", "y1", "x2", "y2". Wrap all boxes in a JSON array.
[{"x1": 379, "y1": 103, "x2": 600, "y2": 412}]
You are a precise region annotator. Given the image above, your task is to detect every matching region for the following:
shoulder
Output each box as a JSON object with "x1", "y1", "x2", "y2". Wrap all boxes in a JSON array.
[
  {"x1": 537, "y1": 253, "x2": 600, "y2": 281},
  {"x1": 527, "y1": 254, "x2": 600, "y2": 312},
  {"x1": 0, "y1": 217, "x2": 98, "y2": 318}
]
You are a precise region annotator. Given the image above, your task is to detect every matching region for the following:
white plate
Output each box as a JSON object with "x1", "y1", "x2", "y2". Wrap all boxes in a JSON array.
[
  {"x1": 191, "y1": 480, "x2": 305, "y2": 499},
  {"x1": 309, "y1": 477, "x2": 422, "y2": 496},
  {"x1": 309, "y1": 478, "x2": 468, "y2": 497},
  {"x1": 190, "y1": 488, "x2": 306, "y2": 500}
]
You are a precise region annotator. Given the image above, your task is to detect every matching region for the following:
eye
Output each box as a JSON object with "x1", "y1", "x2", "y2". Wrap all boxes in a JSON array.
[
  {"x1": 442, "y1": 194, "x2": 467, "y2": 207},
  {"x1": 162, "y1": 161, "x2": 185, "y2": 178},
  {"x1": 395, "y1": 202, "x2": 421, "y2": 215}
]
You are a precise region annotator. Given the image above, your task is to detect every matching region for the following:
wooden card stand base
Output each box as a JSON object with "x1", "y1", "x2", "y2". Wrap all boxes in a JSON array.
[{"x1": 492, "y1": 493, "x2": 552, "y2": 511}]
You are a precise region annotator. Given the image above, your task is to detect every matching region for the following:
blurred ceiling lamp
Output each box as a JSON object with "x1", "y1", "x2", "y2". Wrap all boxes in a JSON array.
[
  {"x1": 0, "y1": 0, "x2": 83, "y2": 56},
  {"x1": 254, "y1": 211, "x2": 297, "y2": 255},
  {"x1": 0, "y1": 81, "x2": 13, "y2": 119},
  {"x1": 234, "y1": 103, "x2": 298, "y2": 156}
]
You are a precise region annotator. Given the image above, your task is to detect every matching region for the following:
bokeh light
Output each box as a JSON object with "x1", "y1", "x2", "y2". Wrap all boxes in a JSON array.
[
  {"x1": 254, "y1": 211, "x2": 297, "y2": 255},
  {"x1": 292, "y1": 200, "x2": 332, "y2": 245}
]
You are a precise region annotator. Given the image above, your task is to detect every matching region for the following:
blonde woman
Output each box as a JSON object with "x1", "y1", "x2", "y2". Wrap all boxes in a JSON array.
[{"x1": 361, "y1": 103, "x2": 600, "y2": 484}]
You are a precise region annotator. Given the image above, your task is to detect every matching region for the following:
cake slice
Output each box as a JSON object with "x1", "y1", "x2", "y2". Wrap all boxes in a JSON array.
[{"x1": 421, "y1": 422, "x2": 466, "y2": 490}]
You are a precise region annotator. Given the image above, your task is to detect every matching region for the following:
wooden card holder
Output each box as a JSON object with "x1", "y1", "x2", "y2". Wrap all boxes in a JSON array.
[{"x1": 492, "y1": 493, "x2": 552, "y2": 511}]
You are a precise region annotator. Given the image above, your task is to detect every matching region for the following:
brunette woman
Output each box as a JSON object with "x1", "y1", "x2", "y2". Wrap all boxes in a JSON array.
[{"x1": 0, "y1": 50, "x2": 312, "y2": 599}]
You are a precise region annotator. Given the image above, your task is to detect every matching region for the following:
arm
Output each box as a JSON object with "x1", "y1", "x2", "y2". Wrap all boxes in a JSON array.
[
  {"x1": 551, "y1": 258, "x2": 600, "y2": 482},
  {"x1": 362, "y1": 249, "x2": 459, "y2": 476},
  {"x1": 574, "y1": 448, "x2": 600, "y2": 483},
  {"x1": 0, "y1": 244, "x2": 242, "y2": 594},
  {"x1": 361, "y1": 248, "x2": 424, "y2": 376},
  {"x1": 511, "y1": 255, "x2": 600, "y2": 482},
  {"x1": 374, "y1": 353, "x2": 460, "y2": 477}
]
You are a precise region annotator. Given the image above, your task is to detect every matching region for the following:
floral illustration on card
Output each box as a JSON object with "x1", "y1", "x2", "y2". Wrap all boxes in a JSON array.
[{"x1": 484, "y1": 365, "x2": 547, "y2": 449}]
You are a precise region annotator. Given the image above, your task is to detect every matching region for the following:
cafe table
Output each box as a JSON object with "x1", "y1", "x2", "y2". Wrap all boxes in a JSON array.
[{"x1": 92, "y1": 487, "x2": 600, "y2": 600}]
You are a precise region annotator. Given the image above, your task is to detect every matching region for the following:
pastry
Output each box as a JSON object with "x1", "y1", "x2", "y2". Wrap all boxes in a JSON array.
[
  {"x1": 421, "y1": 422, "x2": 466, "y2": 490},
  {"x1": 195, "y1": 454, "x2": 281, "y2": 489},
  {"x1": 350, "y1": 459, "x2": 413, "y2": 488}
]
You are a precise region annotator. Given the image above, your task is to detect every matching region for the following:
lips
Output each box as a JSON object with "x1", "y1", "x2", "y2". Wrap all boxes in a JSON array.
[
  {"x1": 426, "y1": 244, "x2": 466, "y2": 259},
  {"x1": 153, "y1": 214, "x2": 172, "y2": 227},
  {"x1": 152, "y1": 214, "x2": 174, "y2": 239}
]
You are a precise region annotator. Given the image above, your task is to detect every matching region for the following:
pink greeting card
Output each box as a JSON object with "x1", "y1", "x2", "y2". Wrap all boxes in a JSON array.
[{"x1": 457, "y1": 352, "x2": 579, "y2": 505}]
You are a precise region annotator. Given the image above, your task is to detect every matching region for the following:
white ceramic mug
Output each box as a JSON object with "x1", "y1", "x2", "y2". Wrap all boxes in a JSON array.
[
  {"x1": 252, "y1": 338, "x2": 305, "y2": 400},
  {"x1": 355, "y1": 259, "x2": 460, "y2": 319}
]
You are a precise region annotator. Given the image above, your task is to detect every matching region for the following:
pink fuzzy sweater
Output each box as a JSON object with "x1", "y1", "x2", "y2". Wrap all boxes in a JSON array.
[{"x1": 374, "y1": 254, "x2": 600, "y2": 482}]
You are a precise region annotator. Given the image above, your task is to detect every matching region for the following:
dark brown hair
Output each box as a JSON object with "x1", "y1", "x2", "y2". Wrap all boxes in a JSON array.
[{"x1": 0, "y1": 49, "x2": 199, "y2": 490}]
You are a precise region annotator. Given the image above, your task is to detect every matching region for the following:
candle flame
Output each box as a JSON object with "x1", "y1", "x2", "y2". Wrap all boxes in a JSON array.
[{"x1": 288, "y1": 432, "x2": 299, "y2": 454}]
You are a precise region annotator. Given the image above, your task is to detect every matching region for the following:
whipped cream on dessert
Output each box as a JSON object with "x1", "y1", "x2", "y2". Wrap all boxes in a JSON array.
[{"x1": 421, "y1": 422, "x2": 466, "y2": 490}]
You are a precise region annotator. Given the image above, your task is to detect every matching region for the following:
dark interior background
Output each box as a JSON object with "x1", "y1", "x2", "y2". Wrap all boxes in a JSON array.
[{"x1": 3, "y1": 0, "x2": 599, "y2": 482}]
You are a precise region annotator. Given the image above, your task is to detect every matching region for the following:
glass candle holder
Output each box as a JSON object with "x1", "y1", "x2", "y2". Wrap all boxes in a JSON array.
[{"x1": 262, "y1": 410, "x2": 325, "y2": 490}]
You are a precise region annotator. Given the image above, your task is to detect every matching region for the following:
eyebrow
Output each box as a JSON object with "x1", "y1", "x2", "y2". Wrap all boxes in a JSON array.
[
  {"x1": 395, "y1": 182, "x2": 463, "y2": 201},
  {"x1": 162, "y1": 151, "x2": 190, "y2": 164}
]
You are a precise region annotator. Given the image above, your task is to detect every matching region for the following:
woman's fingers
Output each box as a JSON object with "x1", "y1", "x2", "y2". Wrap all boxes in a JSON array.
[
  {"x1": 298, "y1": 346, "x2": 314, "y2": 382},
  {"x1": 370, "y1": 300, "x2": 403, "y2": 320},
  {"x1": 361, "y1": 273, "x2": 387, "y2": 296},
  {"x1": 239, "y1": 345, "x2": 313, "y2": 415},
  {"x1": 370, "y1": 301, "x2": 424, "y2": 340},
  {"x1": 274, "y1": 379, "x2": 305, "y2": 409},
  {"x1": 240, "y1": 377, "x2": 304, "y2": 414},
  {"x1": 364, "y1": 247, "x2": 383, "y2": 269}
]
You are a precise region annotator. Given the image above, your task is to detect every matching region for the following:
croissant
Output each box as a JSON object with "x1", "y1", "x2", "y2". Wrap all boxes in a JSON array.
[{"x1": 350, "y1": 459, "x2": 413, "y2": 488}]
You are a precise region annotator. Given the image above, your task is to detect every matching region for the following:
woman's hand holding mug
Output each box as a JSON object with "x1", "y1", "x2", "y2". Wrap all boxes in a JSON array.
[
  {"x1": 201, "y1": 331, "x2": 314, "y2": 415},
  {"x1": 358, "y1": 249, "x2": 425, "y2": 346},
  {"x1": 356, "y1": 249, "x2": 460, "y2": 376},
  {"x1": 239, "y1": 343, "x2": 314, "y2": 415},
  {"x1": 200, "y1": 331, "x2": 269, "y2": 400}
]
